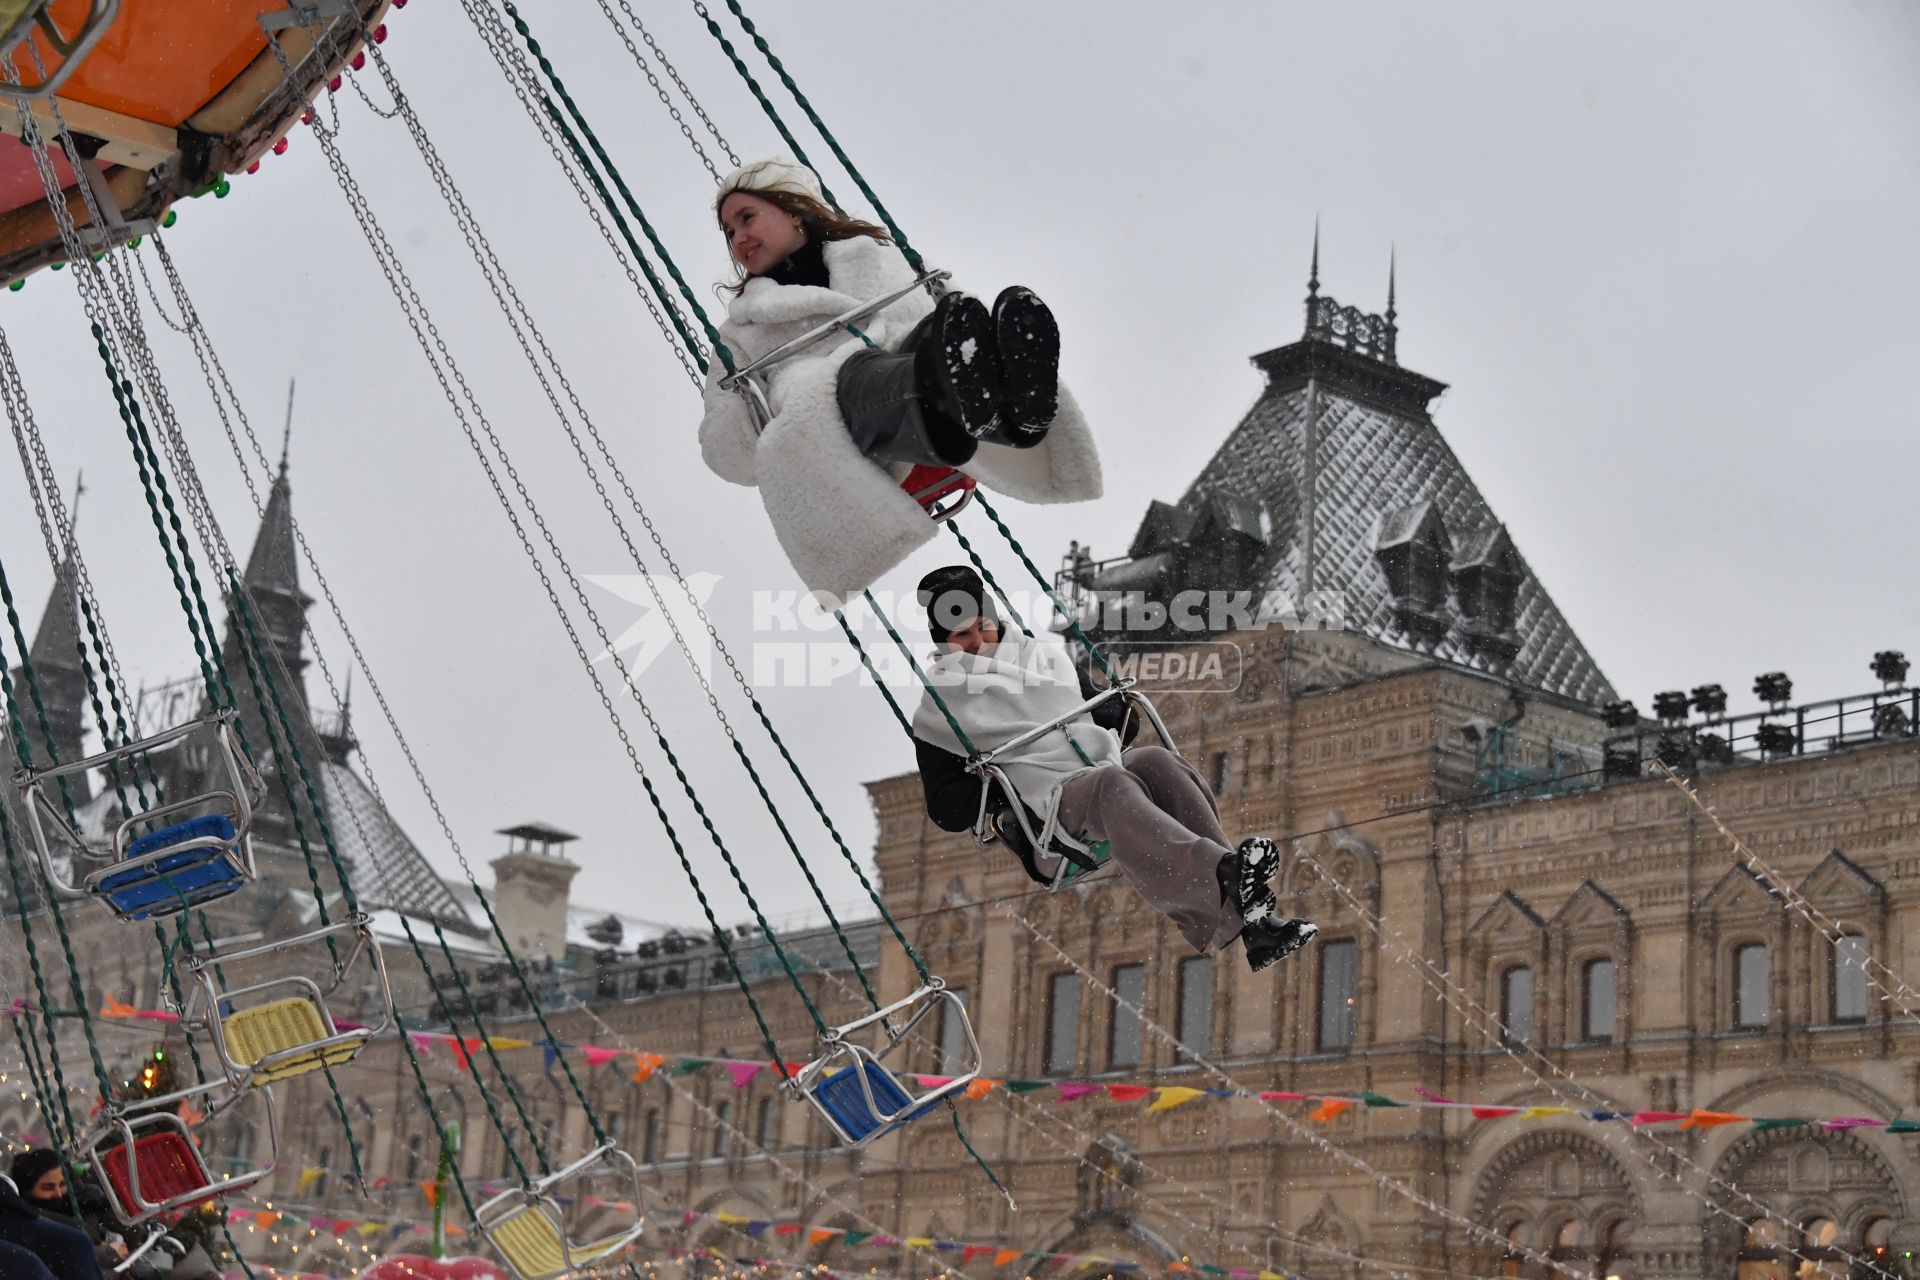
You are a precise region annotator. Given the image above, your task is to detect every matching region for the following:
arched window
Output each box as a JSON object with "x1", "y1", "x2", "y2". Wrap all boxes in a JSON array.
[
  {"x1": 642, "y1": 1109, "x2": 662, "y2": 1164},
  {"x1": 1500, "y1": 1222, "x2": 1530, "y2": 1280},
  {"x1": 1501, "y1": 965, "x2": 1533, "y2": 1045},
  {"x1": 1733, "y1": 944, "x2": 1770, "y2": 1029},
  {"x1": 755, "y1": 1095, "x2": 776, "y2": 1150},
  {"x1": 1798, "y1": 1218, "x2": 1845, "y2": 1280},
  {"x1": 712, "y1": 1102, "x2": 733, "y2": 1159},
  {"x1": 1208, "y1": 751, "x2": 1231, "y2": 794},
  {"x1": 1831, "y1": 934, "x2": 1868, "y2": 1023},
  {"x1": 1737, "y1": 1218, "x2": 1786, "y2": 1280},
  {"x1": 403, "y1": 1132, "x2": 424, "y2": 1180},
  {"x1": 1582, "y1": 958, "x2": 1615, "y2": 1043}
]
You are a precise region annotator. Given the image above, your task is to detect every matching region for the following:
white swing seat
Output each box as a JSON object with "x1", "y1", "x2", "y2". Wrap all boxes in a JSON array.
[{"x1": 968, "y1": 679, "x2": 1176, "y2": 893}]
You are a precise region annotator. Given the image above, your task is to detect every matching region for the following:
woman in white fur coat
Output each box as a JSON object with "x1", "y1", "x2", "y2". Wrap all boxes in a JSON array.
[{"x1": 696, "y1": 158, "x2": 1102, "y2": 603}]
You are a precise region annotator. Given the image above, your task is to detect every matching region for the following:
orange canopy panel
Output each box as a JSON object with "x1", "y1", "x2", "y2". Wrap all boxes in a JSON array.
[
  {"x1": 20, "y1": 0, "x2": 278, "y2": 125},
  {"x1": 0, "y1": 130, "x2": 75, "y2": 215}
]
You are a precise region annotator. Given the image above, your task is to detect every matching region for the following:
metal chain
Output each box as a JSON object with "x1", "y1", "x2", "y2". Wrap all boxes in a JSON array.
[
  {"x1": 592, "y1": 0, "x2": 724, "y2": 180},
  {"x1": 267, "y1": 28, "x2": 812, "y2": 1056},
  {"x1": 458, "y1": 0, "x2": 706, "y2": 386},
  {"x1": 621, "y1": 0, "x2": 737, "y2": 166},
  {"x1": 369, "y1": 35, "x2": 922, "y2": 998}
]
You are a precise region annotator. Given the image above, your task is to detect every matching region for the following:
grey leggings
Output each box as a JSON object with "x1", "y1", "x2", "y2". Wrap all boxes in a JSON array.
[{"x1": 1054, "y1": 746, "x2": 1241, "y2": 953}]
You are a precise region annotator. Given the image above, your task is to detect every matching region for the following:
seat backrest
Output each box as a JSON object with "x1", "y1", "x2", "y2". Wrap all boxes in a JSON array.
[
  {"x1": 490, "y1": 1205, "x2": 569, "y2": 1280},
  {"x1": 102, "y1": 1131, "x2": 212, "y2": 1214}
]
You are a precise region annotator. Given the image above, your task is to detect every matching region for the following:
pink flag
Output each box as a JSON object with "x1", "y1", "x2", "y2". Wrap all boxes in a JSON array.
[
  {"x1": 1056, "y1": 1083, "x2": 1101, "y2": 1102},
  {"x1": 1630, "y1": 1111, "x2": 1689, "y2": 1126},
  {"x1": 407, "y1": 1032, "x2": 437, "y2": 1055},
  {"x1": 683, "y1": 1211, "x2": 701, "y2": 1225},
  {"x1": 1259, "y1": 1091, "x2": 1307, "y2": 1102},
  {"x1": 1412, "y1": 1088, "x2": 1455, "y2": 1103},
  {"x1": 1823, "y1": 1117, "x2": 1885, "y2": 1130},
  {"x1": 580, "y1": 1046, "x2": 624, "y2": 1068},
  {"x1": 726, "y1": 1061, "x2": 765, "y2": 1090},
  {"x1": 914, "y1": 1075, "x2": 955, "y2": 1089}
]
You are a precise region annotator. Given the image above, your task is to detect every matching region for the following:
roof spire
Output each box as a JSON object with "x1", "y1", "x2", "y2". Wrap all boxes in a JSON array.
[
  {"x1": 1307, "y1": 218, "x2": 1321, "y2": 299},
  {"x1": 1386, "y1": 245, "x2": 1397, "y2": 322},
  {"x1": 278, "y1": 377, "x2": 294, "y2": 480}
]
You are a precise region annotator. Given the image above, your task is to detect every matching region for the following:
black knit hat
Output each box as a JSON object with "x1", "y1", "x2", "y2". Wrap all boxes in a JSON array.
[
  {"x1": 9, "y1": 1149, "x2": 62, "y2": 1197},
  {"x1": 916, "y1": 565, "x2": 993, "y2": 645}
]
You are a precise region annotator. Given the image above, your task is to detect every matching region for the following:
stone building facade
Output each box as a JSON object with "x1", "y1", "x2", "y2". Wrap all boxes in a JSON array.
[{"x1": 4, "y1": 256, "x2": 1917, "y2": 1280}]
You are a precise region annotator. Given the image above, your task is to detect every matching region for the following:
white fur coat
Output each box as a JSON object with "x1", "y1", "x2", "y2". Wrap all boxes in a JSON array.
[
  {"x1": 697, "y1": 236, "x2": 1102, "y2": 603},
  {"x1": 911, "y1": 632, "x2": 1122, "y2": 855}
]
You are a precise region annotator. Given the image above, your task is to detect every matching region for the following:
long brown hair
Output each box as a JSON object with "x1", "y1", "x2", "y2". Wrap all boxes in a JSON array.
[{"x1": 718, "y1": 188, "x2": 890, "y2": 296}]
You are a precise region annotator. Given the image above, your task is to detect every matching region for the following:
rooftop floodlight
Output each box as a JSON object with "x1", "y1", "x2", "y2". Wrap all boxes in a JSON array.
[
  {"x1": 1755, "y1": 723, "x2": 1798, "y2": 757},
  {"x1": 1601, "y1": 700, "x2": 1639, "y2": 729},
  {"x1": 1652, "y1": 691, "x2": 1691, "y2": 724},
  {"x1": 1602, "y1": 746, "x2": 1641, "y2": 781},
  {"x1": 1872, "y1": 650, "x2": 1909, "y2": 689},
  {"x1": 1753, "y1": 672, "x2": 1793, "y2": 709},
  {"x1": 1655, "y1": 732, "x2": 1696, "y2": 770},
  {"x1": 1690, "y1": 684, "x2": 1728, "y2": 718},
  {"x1": 1697, "y1": 733, "x2": 1735, "y2": 765}
]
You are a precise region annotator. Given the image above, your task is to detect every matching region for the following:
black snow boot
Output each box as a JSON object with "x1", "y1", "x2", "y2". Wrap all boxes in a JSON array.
[
  {"x1": 1217, "y1": 836, "x2": 1282, "y2": 925},
  {"x1": 1243, "y1": 916, "x2": 1319, "y2": 973},
  {"x1": 837, "y1": 344, "x2": 979, "y2": 469},
  {"x1": 987, "y1": 285, "x2": 1060, "y2": 446},
  {"x1": 912, "y1": 291, "x2": 1004, "y2": 440}
]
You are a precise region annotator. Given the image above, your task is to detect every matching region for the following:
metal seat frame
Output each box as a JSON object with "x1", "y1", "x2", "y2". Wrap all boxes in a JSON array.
[
  {"x1": 473, "y1": 1142, "x2": 646, "y2": 1280},
  {"x1": 788, "y1": 979, "x2": 980, "y2": 1147},
  {"x1": 84, "y1": 1080, "x2": 277, "y2": 1225},
  {"x1": 14, "y1": 708, "x2": 265, "y2": 921},
  {"x1": 966, "y1": 678, "x2": 1178, "y2": 891},
  {"x1": 180, "y1": 912, "x2": 395, "y2": 1092},
  {"x1": 717, "y1": 270, "x2": 975, "y2": 522},
  {"x1": 0, "y1": 0, "x2": 121, "y2": 100}
]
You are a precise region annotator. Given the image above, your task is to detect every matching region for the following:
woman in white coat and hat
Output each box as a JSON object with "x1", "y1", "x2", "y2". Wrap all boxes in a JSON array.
[{"x1": 696, "y1": 157, "x2": 1102, "y2": 602}]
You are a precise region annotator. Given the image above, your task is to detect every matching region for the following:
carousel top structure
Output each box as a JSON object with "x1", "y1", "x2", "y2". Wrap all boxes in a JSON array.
[{"x1": 0, "y1": 0, "x2": 387, "y2": 282}]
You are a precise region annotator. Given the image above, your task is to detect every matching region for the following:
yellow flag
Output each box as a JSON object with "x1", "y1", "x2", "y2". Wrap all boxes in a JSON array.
[
  {"x1": 904, "y1": 1237, "x2": 935, "y2": 1248},
  {"x1": 297, "y1": 1167, "x2": 324, "y2": 1192},
  {"x1": 1148, "y1": 1087, "x2": 1206, "y2": 1113},
  {"x1": 485, "y1": 1037, "x2": 532, "y2": 1050},
  {"x1": 715, "y1": 1213, "x2": 748, "y2": 1226},
  {"x1": 1521, "y1": 1106, "x2": 1571, "y2": 1119},
  {"x1": 356, "y1": 1222, "x2": 385, "y2": 1236}
]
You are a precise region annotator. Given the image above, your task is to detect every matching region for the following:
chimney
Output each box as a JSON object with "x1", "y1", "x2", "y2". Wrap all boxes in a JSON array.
[{"x1": 489, "y1": 822, "x2": 582, "y2": 962}]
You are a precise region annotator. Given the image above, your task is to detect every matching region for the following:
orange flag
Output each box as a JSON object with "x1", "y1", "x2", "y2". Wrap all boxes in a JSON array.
[
  {"x1": 254, "y1": 1212, "x2": 281, "y2": 1229},
  {"x1": 1681, "y1": 1109, "x2": 1749, "y2": 1129},
  {"x1": 809, "y1": 1229, "x2": 839, "y2": 1246},
  {"x1": 100, "y1": 994, "x2": 138, "y2": 1019},
  {"x1": 632, "y1": 1052, "x2": 667, "y2": 1083},
  {"x1": 420, "y1": 1181, "x2": 441, "y2": 1208},
  {"x1": 1310, "y1": 1098, "x2": 1356, "y2": 1124},
  {"x1": 994, "y1": 1250, "x2": 1021, "y2": 1267},
  {"x1": 965, "y1": 1077, "x2": 1001, "y2": 1101}
]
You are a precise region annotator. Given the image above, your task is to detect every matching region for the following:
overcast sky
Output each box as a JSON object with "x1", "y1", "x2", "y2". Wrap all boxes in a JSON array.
[{"x1": 1, "y1": 2, "x2": 1915, "y2": 936}]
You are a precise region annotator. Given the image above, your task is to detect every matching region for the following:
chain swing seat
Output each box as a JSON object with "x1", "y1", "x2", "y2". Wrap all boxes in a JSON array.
[
  {"x1": 968, "y1": 678, "x2": 1179, "y2": 892},
  {"x1": 85, "y1": 1082, "x2": 277, "y2": 1225},
  {"x1": 474, "y1": 1143, "x2": 646, "y2": 1280},
  {"x1": 0, "y1": 0, "x2": 120, "y2": 98},
  {"x1": 182, "y1": 913, "x2": 394, "y2": 1090},
  {"x1": 789, "y1": 979, "x2": 979, "y2": 1146},
  {"x1": 14, "y1": 709, "x2": 265, "y2": 922},
  {"x1": 717, "y1": 269, "x2": 974, "y2": 522}
]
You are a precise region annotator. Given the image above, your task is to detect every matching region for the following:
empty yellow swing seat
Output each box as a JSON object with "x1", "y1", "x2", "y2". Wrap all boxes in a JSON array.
[
  {"x1": 489, "y1": 1207, "x2": 629, "y2": 1280},
  {"x1": 220, "y1": 996, "x2": 363, "y2": 1084}
]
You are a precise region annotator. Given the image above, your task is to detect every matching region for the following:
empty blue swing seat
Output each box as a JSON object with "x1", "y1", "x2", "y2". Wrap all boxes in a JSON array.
[
  {"x1": 96, "y1": 815, "x2": 245, "y2": 920},
  {"x1": 810, "y1": 1060, "x2": 942, "y2": 1144}
]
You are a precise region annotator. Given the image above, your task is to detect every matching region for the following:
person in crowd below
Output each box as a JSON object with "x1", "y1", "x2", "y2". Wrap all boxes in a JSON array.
[
  {"x1": 0, "y1": 1165, "x2": 101, "y2": 1280},
  {"x1": 8, "y1": 1148, "x2": 211, "y2": 1280},
  {"x1": 909, "y1": 566, "x2": 1318, "y2": 972},
  {"x1": 696, "y1": 156, "x2": 1102, "y2": 601}
]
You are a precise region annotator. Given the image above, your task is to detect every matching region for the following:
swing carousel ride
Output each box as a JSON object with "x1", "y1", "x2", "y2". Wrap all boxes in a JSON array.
[{"x1": 0, "y1": 4, "x2": 1891, "y2": 1280}]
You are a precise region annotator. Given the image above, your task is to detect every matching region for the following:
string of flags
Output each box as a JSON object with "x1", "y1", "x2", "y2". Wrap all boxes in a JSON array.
[{"x1": 87, "y1": 996, "x2": 1920, "y2": 1135}]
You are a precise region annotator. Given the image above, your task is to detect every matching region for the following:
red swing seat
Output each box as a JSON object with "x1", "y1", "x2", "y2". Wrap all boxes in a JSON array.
[{"x1": 901, "y1": 464, "x2": 975, "y2": 517}]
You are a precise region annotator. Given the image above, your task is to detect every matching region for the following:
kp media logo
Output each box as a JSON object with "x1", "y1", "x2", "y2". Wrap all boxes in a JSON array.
[{"x1": 585, "y1": 573, "x2": 721, "y2": 686}]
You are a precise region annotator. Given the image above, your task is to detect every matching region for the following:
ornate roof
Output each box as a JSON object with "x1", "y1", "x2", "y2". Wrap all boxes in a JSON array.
[{"x1": 1081, "y1": 251, "x2": 1615, "y2": 706}]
